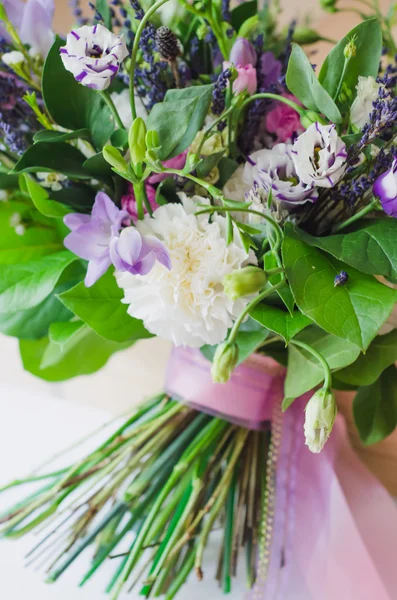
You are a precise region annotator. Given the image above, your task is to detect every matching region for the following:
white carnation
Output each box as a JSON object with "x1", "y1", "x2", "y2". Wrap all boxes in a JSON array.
[
  {"x1": 110, "y1": 89, "x2": 148, "y2": 130},
  {"x1": 350, "y1": 76, "x2": 381, "y2": 130},
  {"x1": 115, "y1": 194, "x2": 255, "y2": 347}
]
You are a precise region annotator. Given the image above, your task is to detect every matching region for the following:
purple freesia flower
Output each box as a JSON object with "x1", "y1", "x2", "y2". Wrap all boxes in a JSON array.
[
  {"x1": 229, "y1": 37, "x2": 256, "y2": 67},
  {"x1": 373, "y1": 158, "x2": 397, "y2": 217},
  {"x1": 64, "y1": 192, "x2": 129, "y2": 287},
  {"x1": 259, "y1": 51, "x2": 282, "y2": 88},
  {"x1": 1, "y1": 0, "x2": 55, "y2": 57},
  {"x1": 110, "y1": 228, "x2": 171, "y2": 276}
]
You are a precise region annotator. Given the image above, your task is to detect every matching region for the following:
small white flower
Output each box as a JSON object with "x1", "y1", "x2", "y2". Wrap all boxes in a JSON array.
[
  {"x1": 28, "y1": 46, "x2": 41, "y2": 60},
  {"x1": 37, "y1": 172, "x2": 67, "y2": 192},
  {"x1": 292, "y1": 123, "x2": 347, "y2": 188},
  {"x1": 15, "y1": 224, "x2": 26, "y2": 236},
  {"x1": 304, "y1": 388, "x2": 337, "y2": 453},
  {"x1": 0, "y1": 190, "x2": 8, "y2": 202},
  {"x1": 60, "y1": 24, "x2": 128, "y2": 91},
  {"x1": 115, "y1": 194, "x2": 256, "y2": 348},
  {"x1": 350, "y1": 76, "x2": 381, "y2": 130},
  {"x1": 9, "y1": 212, "x2": 22, "y2": 228},
  {"x1": 110, "y1": 89, "x2": 147, "y2": 130},
  {"x1": 2, "y1": 51, "x2": 25, "y2": 67}
]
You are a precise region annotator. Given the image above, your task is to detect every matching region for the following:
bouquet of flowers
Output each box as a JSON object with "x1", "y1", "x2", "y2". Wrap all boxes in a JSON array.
[{"x1": 1, "y1": 0, "x2": 397, "y2": 597}]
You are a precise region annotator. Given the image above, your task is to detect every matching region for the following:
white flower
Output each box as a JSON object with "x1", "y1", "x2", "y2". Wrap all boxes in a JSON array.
[
  {"x1": 115, "y1": 194, "x2": 255, "y2": 348},
  {"x1": 223, "y1": 165, "x2": 248, "y2": 202},
  {"x1": 2, "y1": 51, "x2": 25, "y2": 67},
  {"x1": 110, "y1": 89, "x2": 147, "y2": 130},
  {"x1": 350, "y1": 76, "x2": 381, "y2": 130},
  {"x1": 292, "y1": 123, "x2": 347, "y2": 188},
  {"x1": 0, "y1": 190, "x2": 8, "y2": 202},
  {"x1": 60, "y1": 24, "x2": 128, "y2": 91},
  {"x1": 37, "y1": 172, "x2": 67, "y2": 192},
  {"x1": 304, "y1": 389, "x2": 337, "y2": 453},
  {"x1": 9, "y1": 213, "x2": 22, "y2": 228},
  {"x1": 190, "y1": 116, "x2": 228, "y2": 156}
]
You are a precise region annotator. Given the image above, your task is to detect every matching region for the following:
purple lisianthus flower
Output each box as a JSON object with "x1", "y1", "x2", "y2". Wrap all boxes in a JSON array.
[
  {"x1": 244, "y1": 143, "x2": 318, "y2": 205},
  {"x1": 259, "y1": 52, "x2": 282, "y2": 88},
  {"x1": 229, "y1": 37, "x2": 257, "y2": 67},
  {"x1": 60, "y1": 24, "x2": 129, "y2": 91},
  {"x1": 1, "y1": 0, "x2": 54, "y2": 57},
  {"x1": 64, "y1": 192, "x2": 129, "y2": 287},
  {"x1": 373, "y1": 158, "x2": 397, "y2": 217},
  {"x1": 110, "y1": 228, "x2": 171, "y2": 276}
]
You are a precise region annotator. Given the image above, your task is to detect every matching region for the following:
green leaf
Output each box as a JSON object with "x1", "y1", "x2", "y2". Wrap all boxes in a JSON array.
[
  {"x1": 58, "y1": 269, "x2": 152, "y2": 343},
  {"x1": 33, "y1": 129, "x2": 91, "y2": 144},
  {"x1": 0, "y1": 251, "x2": 77, "y2": 313},
  {"x1": 148, "y1": 85, "x2": 214, "y2": 160},
  {"x1": 336, "y1": 330, "x2": 397, "y2": 386},
  {"x1": 43, "y1": 37, "x2": 114, "y2": 150},
  {"x1": 196, "y1": 151, "x2": 224, "y2": 179},
  {"x1": 83, "y1": 152, "x2": 114, "y2": 183},
  {"x1": 12, "y1": 142, "x2": 91, "y2": 179},
  {"x1": 217, "y1": 158, "x2": 239, "y2": 189},
  {"x1": 0, "y1": 262, "x2": 84, "y2": 339},
  {"x1": 51, "y1": 184, "x2": 96, "y2": 212},
  {"x1": 295, "y1": 220, "x2": 397, "y2": 283},
  {"x1": 0, "y1": 172, "x2": 19, "y2": 189},
  {"x1": 284, "y1": 326, "x2": 361, "y2": 398},
  {"x1": 95, "y1": 0, "x2": 111, "y2": 28},
  {"x1": 282, "y1": 225, "x2": 397, "y2": 350},
  {"x1": 319, "y1": 18, "x2": 382, "y2": 101},
  {"x1": 231, "y1": 0, "x2": 257, "y2": 31},
  {"x1": 353, "y1": 365, "x2": 397, "y2": 445},
  {"x1": 110, "y1": 128, "x2": 129, "y2": 148},
  {"x1": 250, "y1": 304, "x2": 312, "y2": 343},
  {"x1": 23, "y1": 175, "x2": 70, "y2": 218},
  {"x1": 286, "y1": 44, "x2": 342, "y2": 123},
  {"x1": 20, "y1": 330, "x2": 132, "y2": 382},
  {"x1": 263, "y1": 252, "x2": 295, "y2": 315},
  {"x1": 40, "y1": 321, "x2": 87, "y2": 369}
]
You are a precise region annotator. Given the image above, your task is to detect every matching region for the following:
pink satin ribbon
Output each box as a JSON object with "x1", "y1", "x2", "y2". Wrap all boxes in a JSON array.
[{"x1": 166, "y1": 347, "x2": 397, "y2": 599}]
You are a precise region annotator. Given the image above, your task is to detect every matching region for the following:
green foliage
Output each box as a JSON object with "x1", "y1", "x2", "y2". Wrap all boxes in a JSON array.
[
  {"x1": 95, "y1": 0, "x2": 111, "y2": 29},
  {"x1": 250, "y1": 304, "x2": 311, "y2": 343},
  {"x1": 33, "y1": 129, "x2": 91, "y2": 144},
  {"x1": 231, "y1": 1, "x2": 257, "y2": 31},
  {"x1": 282, "y1": 225, "x2": 397, "y2": 350},
  {"x1": 20, "y1": 329, "x2": 132, "y2": 382},
  {"x1": 336, "y1": 330, "x2": 397, "y2": 386},
  {"x1": 353, "y1": 365, "x2": 397, "y2": 445},
  {"x1": 284, "y1": 327, "x2": 361, "y2": 398},
  {"x1": 201, "y1": 318, "x2": 269, "y2": 365},
  {"x1": 23, "y1": 175, "x2": 70, "y2": 218},
  {"x1": 12, "y1": 142, "x2": 91, "y2": 180},
  {"x1": 42, "y1": 37, "x2": 114, "y2": 150},
  {"x1": 286, "y1": 44, "x2": 342, "y2": 123},
  {"x1": 147, "y1": 85, "x2": 214, "y2": 160},
  {"x1": 58, "y1": 270, "x2": 152, "y2": 343},
  {"x1": 296, "y1": 220, "x2": 397, "y2": 283},
  {"x1": 319, "y1": 18, "x2": 382, "y2": 102}
]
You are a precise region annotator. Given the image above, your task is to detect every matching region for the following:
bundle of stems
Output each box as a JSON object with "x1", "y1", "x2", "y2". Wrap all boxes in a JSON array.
[{"x1": 0, "y1": 394, "x2": 270, "y2": 599}]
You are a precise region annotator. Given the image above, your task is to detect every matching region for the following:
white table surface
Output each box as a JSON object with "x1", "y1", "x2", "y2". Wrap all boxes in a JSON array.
[{"x1": 0, "y1": 383, "x2": 248, "y2": 599}]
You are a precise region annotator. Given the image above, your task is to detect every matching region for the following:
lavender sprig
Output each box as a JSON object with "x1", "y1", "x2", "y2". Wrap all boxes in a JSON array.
[{"x1": 211, "y1": 68, "x2": 232, "y2": 115}]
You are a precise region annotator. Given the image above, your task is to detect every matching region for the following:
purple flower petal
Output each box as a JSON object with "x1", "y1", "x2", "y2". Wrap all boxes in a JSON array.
[
  {"x1": 144, "y1": 235, "x2": 172, "y2": 271},
  {"x1": 85, "y1": 254, "x2": 112, "y2": 287},
  {"x1": 63, "y1": 212, "x2": 91, "y2": 231}
]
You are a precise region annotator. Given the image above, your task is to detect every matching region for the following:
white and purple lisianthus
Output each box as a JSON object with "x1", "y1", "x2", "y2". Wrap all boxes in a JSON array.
[
  {"x1": 291, "y1": 123, "x2": 347, "y2": 188},
  {"x1": 373, "y1": 158, "x2": 397, "y2": 217},
  {"x1": 244, "y1": 144, "x2": 318, "y2": 205},
  {"x1": 60, "y1": 24, "x2": 128, "y2": 91},
  {"x1": 64, "y1": 192, "x2": 170, "y2": 287}
]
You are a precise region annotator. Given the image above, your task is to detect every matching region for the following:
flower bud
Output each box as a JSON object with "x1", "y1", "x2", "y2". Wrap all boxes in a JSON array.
[
  {"x1": 211, "y1": 342, "x2": 239, "y2": 384},
  {"x1": 304, "y1": 388, "x2": 337, "y2": 453},
  {"x1": 129, "y1": 117, "x2": 147, "y2": 166},
  {"x1": 292, "y1": 27, "x2": 323, "y2": 45},
  {"x1": 344, "y1": 38, "x2": 357, "y2": 60},
  {"x1": 224, "y1": 267, "x2": 268, "y2": 301},
  {"x1": 103, "y1": 145, "x2": 128, "y2": 173},
  {"x1": 145, "y1": 129, "x2": 160, "y2": 151}
]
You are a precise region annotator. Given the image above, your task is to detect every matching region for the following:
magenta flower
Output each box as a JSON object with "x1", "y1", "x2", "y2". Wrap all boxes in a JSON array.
[
  {"x1": 121, "y1": 183, "x2": 158, "y2": 223},
  {"x1": 229, "y1": 37, "x2": 256, "y2": 68},
  {"x1": 265, "y1": 94, "x2": 304, "y2": 143},
  {"x1": 1, "y1": 0, "x2": 55, "y2": 57},
  {"x1": 373, "y1": 159, "x2": 397, "y2": 217},
  {"x1": 110, "y1": 228, "x2": 171, "y2": 276},
  {"x1": 64, "y1": 192, "x2": 129, "y2": 287},
  {"x1": 148, "y1": 151, "x2": 188, "y2": 184}
]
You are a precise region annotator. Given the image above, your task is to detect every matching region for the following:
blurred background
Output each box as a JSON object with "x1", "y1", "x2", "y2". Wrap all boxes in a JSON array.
[{"x1": 1, "y1": 0, "x2": 397, "y2": 495}]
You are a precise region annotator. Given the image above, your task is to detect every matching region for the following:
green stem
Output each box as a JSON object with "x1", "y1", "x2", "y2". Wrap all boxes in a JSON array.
[
  {"x1": 129, "y1": 0, "x2": 171, "y2": 120},
  {"x1": 132, "y1": 181, "x2": 145, "y2": 220},
  {"x1": 196, "y1": 104, "x2": 235, "y2": 156},
  {"x1": 100, "y1": 91, "x2": 125, "y2": 130},
  {"x1": 333, "y1": 197, "x2": 379, "y2": 232},
  {"x1": 289, "y1": 339, "x2": 332, "y2": 390},
  {"x1": 228, "y1": 281, "x2": 286, "y2": 346},
  {"x1": 333, "y1": 56, "x2": 351, "y2": 102}
]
